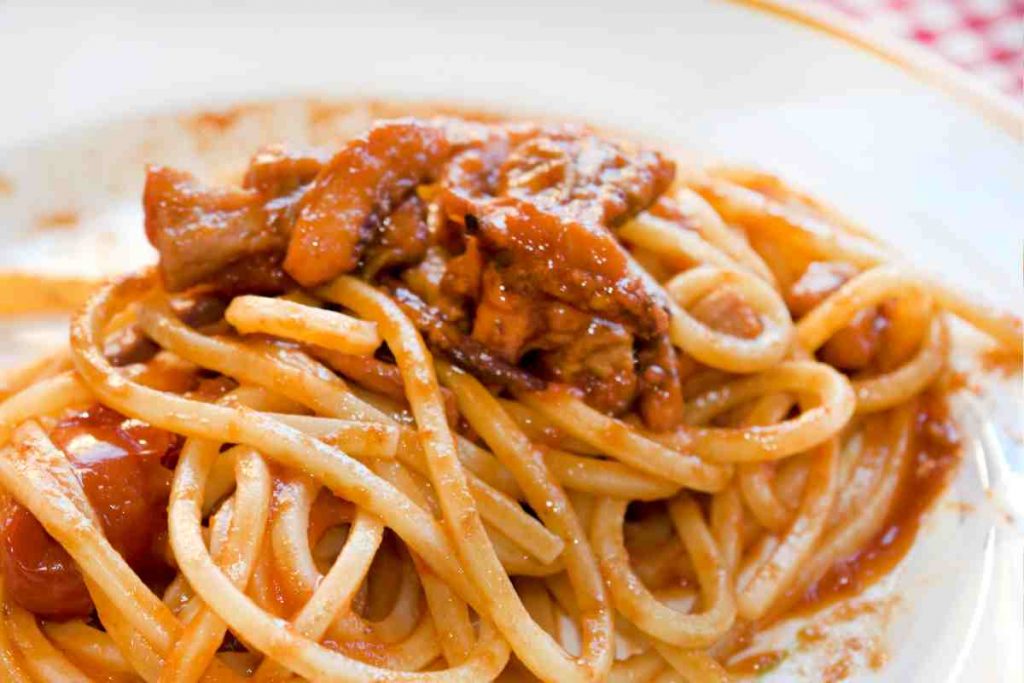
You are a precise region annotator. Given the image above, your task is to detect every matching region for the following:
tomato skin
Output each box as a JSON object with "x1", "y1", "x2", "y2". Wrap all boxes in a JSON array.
[
  {"x1": 0, "y1": 406, "x2": 178, "y2": 619},
  {"x1": 0, "y1": 502, "x2": 93, "y2": 619}
]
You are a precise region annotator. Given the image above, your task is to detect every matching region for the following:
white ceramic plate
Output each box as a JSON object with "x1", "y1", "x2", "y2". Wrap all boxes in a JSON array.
[{"x1": 1, "y1": 1, "x2": 1021, "y2": 680}]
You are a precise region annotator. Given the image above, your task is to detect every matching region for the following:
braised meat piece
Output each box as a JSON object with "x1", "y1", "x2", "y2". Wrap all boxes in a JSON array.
[
  {"x1": 284, "y1": 120, "x2": 450, "y2": 286},
  {"x1": 144, "y1": 167, "x2": 287, "y2": 292},
  {"x1": 388, "y1": 284, "x2": 543, "y2": 392},
  {"x1": 438, "y1": 125, "x2": 674, "y2": 342},
  {"x1": 497, "y1": 131, "x2": 676, "y2": 227},
  {"x1": 242, "y1": 144, "x2": 328, "y2": 197},
  {"x1": 445, "y1": 196, "x2": 670, "y2": 337},
  {"x1": 199, "y1": 251, "x2": 293, "y2": 297},
  {"x1": 537, "y1": 318, "x2": 638, "y2": 415},
  {"x1": 401, "y1": 245, "x2": 471, "y2": 325},
  {"x1": 820, "y1": 309, "x2": 886, "y2": 371},
  {"x1": 104, "y1": 293, "x2": 229, "y2": 367},
  {"x1": 442, "y1": 137, "x2": 517, "y2": 200},
  {"x1": 309, "y1": 348, "x2": 407, "y2": 402},
  {"x1": 362, "y1": 194, "x2": 430, "y2": 279},
  {"x1": 441, "y1": 235, "x2": 486, "y2": 303},
  {"x1": 144, "y1": 146, "x2": 327, "y2": 293},
  {"x1": 429, "y1": 125, "x2": 677, "y2": 416},
  {"x1": 466, "y1": 269, "x2": 649, "y2": 413},
  {"x1": 143, "y1": 117, "x2": 691, "y2": 427},
  {"x1": 690, "y1": 288, "x2": 764, "y2": 339},
  {"x1": 636, "y1": 333, "x2": 685, "y2": 431},
  {"x1": 470, "y1": 264, "x2": 538, "y2": 362}
]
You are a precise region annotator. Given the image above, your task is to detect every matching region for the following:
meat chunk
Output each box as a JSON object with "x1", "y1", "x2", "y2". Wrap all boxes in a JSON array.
[
  {"x1": 497, "y1": 132, "x2": 676, "y2": 226},
  {"x1": 199, "y1": 251, "x2": 293, "y2": 297},
  {"x1": 284, "y1": 120, "x2": 451, "y2": 286},
  {"x1": 441, "y1": 235, "x2": 486, "y2": 303},
  {"x1": 876, "y1": 295, "x2": 930, "y2": 370},
  {"x1": 636, "y1": 333, "x2": 685, "y2": 431},
  {"x1": 400, "y1": 245, "x2": 470, "y2": 325},
  {"x1": 104, "y1": 294, "x2": 228, "y2": 367},
  {"x1": 439, "y1": 126, "x2": 674, "y2": 341},
  {"x1": 144, "y1": 166, "x2": 288, "y2": 291},
  {"x1": 441, "y1": 124, "x2": 674, "y2": 230},
  {"x1": 442, "y1": 137, "x2": 517, "y2": 200},
  {"x1": 470, "y1": 265, "x2": 539, "y2": 362},
  {"x1": 242, "y1": 144, "x2": 328, "y2": 197},
  {"x1": 537, "y1": 319, "x2": 638, "y2": 415},
  {"x1": 146, "y1": 129, "x2": 441, "y2": 294},
  {"x1": 468, "y1": 267, "x2": 617, "y2": 366},
  {"x1": 143, "y1": 146, "x2": 324, "y2": 295},
  {"x1": 104, "y1": 326, "x2": 159, "y2": 367},
  {"x1": 451, "y1": 197, "x2": 670, "y2": 337},
  {"x1": 388, "y1": 284, "x2": 543, "y2": 392},
  {"x1": 362, "y1": 194, "x2": 429, "y2": 279},
  {"x1": 431, "y1": 125, "x2": 678, "y2": 405},
  {"x1": 531, "y1": 301, "x2": 596, "y2": 350},
  {"x1": 689, "y1": 288, "x2": 764, "y2": 339}
]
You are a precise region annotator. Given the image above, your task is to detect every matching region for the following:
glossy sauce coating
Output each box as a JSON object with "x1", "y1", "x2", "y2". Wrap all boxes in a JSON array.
[
  {"x1": 144, "y1": 118, "x2": 686, "y2": 428},
  {"x1": 0, "y1": 405, "x2": 179, "y2": 619},
  {"x1": 796, "y1": 390, "x2": 961, "y2": 612},
  {"x1": 726, "y1": 649, "x2": 785, "y2": 676},
  {"x1": 284, "y1": 121, "x2": 450, "y2": 286}
]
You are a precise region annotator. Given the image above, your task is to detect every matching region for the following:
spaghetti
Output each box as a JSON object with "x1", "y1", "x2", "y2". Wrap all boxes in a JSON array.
[{"x1": 0, "y1": 115, "x2": 1019, "y2": 682}]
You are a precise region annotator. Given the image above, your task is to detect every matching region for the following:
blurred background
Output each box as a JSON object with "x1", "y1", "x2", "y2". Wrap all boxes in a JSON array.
[{"x1": 813, "y1": 0, "x2": 1022, "y2": 95}]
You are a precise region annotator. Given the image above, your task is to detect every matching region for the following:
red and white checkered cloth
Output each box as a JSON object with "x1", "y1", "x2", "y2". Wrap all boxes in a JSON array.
[{"x1": 815, "y1": 0, "x2": 1023, "y2": 96}]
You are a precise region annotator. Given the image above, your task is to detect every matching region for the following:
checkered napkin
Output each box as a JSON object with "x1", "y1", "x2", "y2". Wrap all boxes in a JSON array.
[{"x1": 817, "y1": 0, "x2": 1024, "y2": 96}]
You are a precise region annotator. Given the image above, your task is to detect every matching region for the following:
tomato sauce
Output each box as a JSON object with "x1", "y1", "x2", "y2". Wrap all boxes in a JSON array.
[
  {"x1": 307, "y1": 490, "x2": 353, "y2": 549},
  {"x1": 794, "y1": 390, "x2": 962, "y2": 613},
  {"x1": 980, "y1": 346, "x2": 1022, "y2": 377},
  {"x1": 726, "y1": 649, "x2": 786, "y2": 676},
  {"x1": 0, "y1": 405, "x2": 179, "y2": 619}
]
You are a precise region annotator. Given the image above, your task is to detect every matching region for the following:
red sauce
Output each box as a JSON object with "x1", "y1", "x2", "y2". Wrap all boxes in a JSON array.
[
  {"x1": 0, "y1": 405, "x2": 179, "y2": 619},
  {"x1": 868, "y1": 642, "x2": 888, "y2": 670},
  {"x1": 796, "y1": 624, "x2": 825, "y2": 646},
  {"x1": 795, "y1": 391, "x2": 961, "y2": 612},
  {"x1": 980, "y1": 346, "x2": 1022, "y2": 377},
  {"x1": 727, "y1": 650, "x2": 786, "y2": 676},
  {"x1": 821, "y1": 654, "x2": 852, "y2": 683},
  {"x1": 125, "y1": 355, "x2": 201, "y2": 394},
  {"x1": 34, "y1": 209, "x2": 80, "y2": 231},
  {"x1": 257, "y1": 554, "x2": 295, "y2": 620},
  {"x1": 189, "y1": 376, "x2": 238, "y2": 401},
  {"x1": 284, "y1": 121, "x2": 451, "y2": 286},
  {"x1": 307, "y1": 490, "x2": 353, "y2": 547},
  {"x1": 188, "y1": 108, "x2": 244, "y2": 134},
  {"x1": 257, "y1": 482, "x2": 354, "y2": 617},
  {"x1": 944, "y1": 370, "x2": 970, "y2": 393}
]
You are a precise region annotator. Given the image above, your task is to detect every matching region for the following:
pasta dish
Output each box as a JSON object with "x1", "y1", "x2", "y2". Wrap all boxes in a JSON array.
[{"x1": 0, "y1": 115, "x2": 1019, "y2": 682}]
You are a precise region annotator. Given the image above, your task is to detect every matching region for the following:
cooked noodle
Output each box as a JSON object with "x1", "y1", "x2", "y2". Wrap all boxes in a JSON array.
[{"x1": 0, "y1": 114, "x2": 1019, "y2": 683}]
